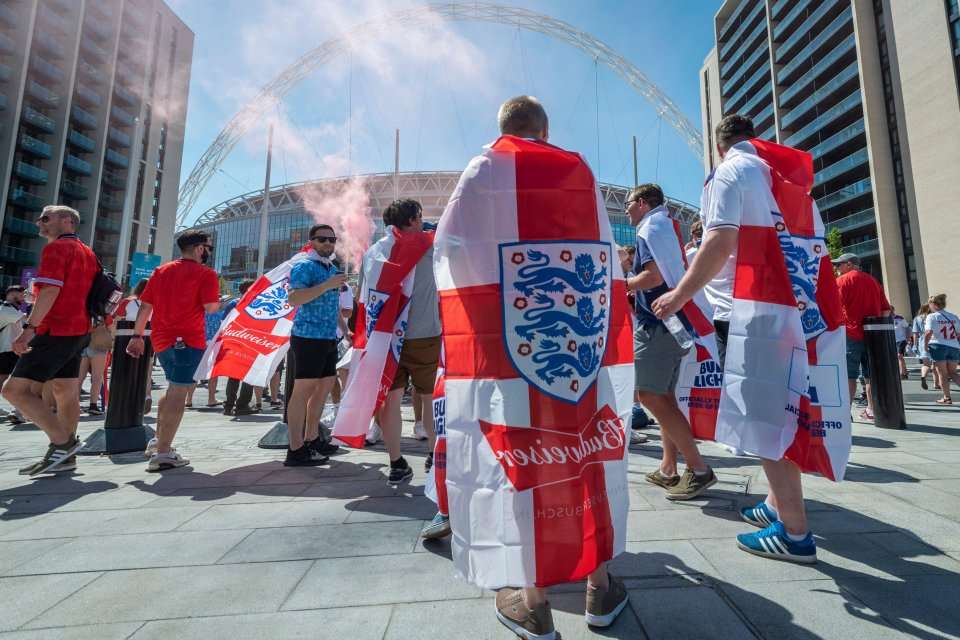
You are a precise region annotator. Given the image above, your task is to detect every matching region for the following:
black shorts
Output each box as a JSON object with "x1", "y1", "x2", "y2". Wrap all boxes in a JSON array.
[
  {"x1": 9, "y1": 333, "x2": 91, "y2": 383},
  {"x1": 289, "y1": 335, "x2": 338, "y2": 379},
  {"x1": 714, "y1": 320, "x2": 730, "y2": 370},
  {"x1": 0, "y1": 351, "x2": 19, "y2": 376}
]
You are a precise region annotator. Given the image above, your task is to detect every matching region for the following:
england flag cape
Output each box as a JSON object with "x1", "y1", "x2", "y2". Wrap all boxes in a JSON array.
[
  {"x1": 715, "y1": 139, "x2": 850, "y2": 481},
  {"x1": 196, "y1": 247, "x2": 320, "y2": 385},
  {"x1": 636, "y1": 208, "x2": 722, "y2": 440},
  {"x1": 332, "y1": 227, "x2": 433, "y2": 448},
  {"x1": 434, "y1": 135, "x2": 633, "y2": 589},
  {"x1": 424, "y1": 357, "x2": 448, "y2": 514}
]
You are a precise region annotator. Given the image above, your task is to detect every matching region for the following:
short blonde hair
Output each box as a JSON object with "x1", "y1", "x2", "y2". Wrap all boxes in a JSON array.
[
  {"x1": 929, "y1": 293, "x2": 947, "y2": 309},
  {"x1": 42, "y1": 205, "x2": 80, "y2": 228}
]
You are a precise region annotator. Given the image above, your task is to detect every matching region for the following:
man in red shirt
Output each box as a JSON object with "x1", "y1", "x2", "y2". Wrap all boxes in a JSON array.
[
  {"x1": 127, "y1": 230, "x2": 220, "y2": 471},
  {"x1": 2, "y1": 206, "x2": 100, "y2": 475},
  {"x1": 833, "y1": 252, "x2": 892, "y2": 420}
]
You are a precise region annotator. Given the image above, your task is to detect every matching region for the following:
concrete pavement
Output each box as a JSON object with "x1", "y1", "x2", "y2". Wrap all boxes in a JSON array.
[{"x1": 1, "y1": 367, "x2": 959, "y2": 639}]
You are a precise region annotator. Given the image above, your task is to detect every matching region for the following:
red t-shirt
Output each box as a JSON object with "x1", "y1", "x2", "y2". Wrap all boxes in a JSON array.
[
  {"x1": 34, "y1": 235, "x2": 100, "y2": 336},
  {"x1": 837, "y1": 270, "x2": 891, "y2": 341},
  {"x1": 139, "y1": 259, "x2": 219, "y2": 351}
]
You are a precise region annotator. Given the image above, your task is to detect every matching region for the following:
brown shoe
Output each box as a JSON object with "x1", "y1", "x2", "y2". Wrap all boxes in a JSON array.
[
  {"x1": 644, "y1": 469, "x2": 680, "y2": 488},
  {"x1": 664, "y1": 466, "x2": 717, "y2": 501},
  {"x1": 585, "y1": 574, "x2": 629, "y2": 627},
  {"x1": 495, "y1": 588, "x2": 555, "y2": 639}
]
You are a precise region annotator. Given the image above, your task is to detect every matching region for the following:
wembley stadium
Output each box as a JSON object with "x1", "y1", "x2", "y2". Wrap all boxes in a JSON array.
[{"x1": 190, "y1": 170, "x2": 700, "y2": 283}]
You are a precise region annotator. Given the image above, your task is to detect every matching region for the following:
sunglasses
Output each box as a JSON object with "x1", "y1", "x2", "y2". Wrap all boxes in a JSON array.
[
  {"x1": 37, "y1": 215, "x2": 51, "y2": 223},
  {"x1": 311, "y1": 236, "x2": 338, "y2": 243},
  {"x1": 198, "y1": 244, "x2": 214, "y2": 251}
]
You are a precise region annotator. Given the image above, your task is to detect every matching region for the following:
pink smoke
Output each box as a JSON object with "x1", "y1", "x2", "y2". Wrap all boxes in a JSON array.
[{"x1": 299, "y1": 176, "x2": 374, "y2": 271}]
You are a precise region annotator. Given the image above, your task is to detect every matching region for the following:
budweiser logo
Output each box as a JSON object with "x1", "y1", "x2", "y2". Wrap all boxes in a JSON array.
[
  {"x1": 479, "y1": 405, "x2": 625, "y2": 491},
  {"x1": 221, "y1": 326, "x2": 287, "y2": 356}
]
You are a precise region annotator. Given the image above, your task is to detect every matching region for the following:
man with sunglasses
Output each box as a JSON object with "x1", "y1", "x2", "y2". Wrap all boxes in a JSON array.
[
  {"x1": 127, "y1": 230, "x2": 220, "y2": 471},
  {"x1": 3, "y1": 206, "x2": 100, "y2": 475},
  {"x1": 284, "y1": 224, "x2": 349, "y2": 466}
]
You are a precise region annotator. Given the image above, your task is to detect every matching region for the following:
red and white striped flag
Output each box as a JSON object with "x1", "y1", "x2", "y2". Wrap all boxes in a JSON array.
[
  {"x1": 331, "y1": 227, "x2": 433, "y2": 448},
  {"x1": 715, "y1": 139, "x2": 850, "y2": 481},
  {"x1": 196, "y1": 248, "x2": 314, "y2": 386},
  {"x1": 435, "y1": 136, "x2": 633, "y2": 589}
]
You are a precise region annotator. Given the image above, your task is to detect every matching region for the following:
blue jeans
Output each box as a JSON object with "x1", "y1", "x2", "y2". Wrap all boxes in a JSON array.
[{"x1": 156, "y1": 345, "x2": 204, "y2": 386}]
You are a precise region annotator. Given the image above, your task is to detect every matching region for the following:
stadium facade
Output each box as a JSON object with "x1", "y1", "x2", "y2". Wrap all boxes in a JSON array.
[{"x1": 190, "y1": 171, "x2": 699, "y2": 284}]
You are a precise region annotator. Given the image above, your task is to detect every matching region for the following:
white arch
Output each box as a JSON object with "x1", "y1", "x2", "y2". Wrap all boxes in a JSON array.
[{"x1": 177, "y1": 2, "x2": 704, "y2": 229}]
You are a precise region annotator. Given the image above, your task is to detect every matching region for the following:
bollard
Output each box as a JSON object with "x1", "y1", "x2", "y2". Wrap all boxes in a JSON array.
[
  {"x1": 80, "y1": 320, "x2": 157, "y2": 454},
  {"x1": 863, "y1": 315, "x2": 907, "y2": 430},
  {"x1": 258, "y1": 350, "x2": 294, "y2": 449}
]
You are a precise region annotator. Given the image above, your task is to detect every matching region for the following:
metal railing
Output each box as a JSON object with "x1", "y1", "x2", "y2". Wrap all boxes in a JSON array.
[
  {"x1": 780, "y1": 63, "x2": 859, "y2": 130},
  {"x1": 64, "y1": 154, "x2": 93, "y2": 176},
  {"x1": 4, "y1": 216, "x2": 40, "y2": 237},
  {"x1": 779, "y1": 35, "x2": 856, "y2": 106},
  {"x1": 825, "y1": 208, "x2": 875, "y2": 234},
  {"x1": 108, "y1": 126, "x2": 131, "y2": 147},
  {"x1": 75, "y1": 83, "x2": 101, "y2": 107},
  {"x1": 71, "y1": 105, "x2": 98, "y2": 129},
  {"x1": 0, "y1": 3, "x2": 19, "y2": 28},
  {"x1": 776, "y1": 0, "x2": 842, "y2": 63},
  {"x1": 18, "y1": 133, "x2": 52, "y2": 158},
  {"x1": 81, "y1": 36, "x2": 108, "y2": 63},
  {"x1": 69, "y1": 129, "x2": 96, "y2": 153},
  {"x1": 844, "y1": 238, "x2": 879, "y2": 258},
  {"x1": 33, "y1": 30, "x2": 65, "y2": 59},
  {"x1": 113, "y1": 84, "x2": 137, "y2": 106},
  {"x1": 0, "y1": 245, "x2": 40, "y2": 265},
  {"x1": 808, "y1": 118, "x2": 866, "y2": 160},
  {"x1": 783, "y1": 89, "x2": 862, "y2": 148},
  {"x1": 105, "y1": 149, "x2": 129, "y2": 168},
  {"x1": 15, "y1": 162, "x2": 48, "y2": 184},
  {"x1": 96, "y1": 216, "x2": 122, "y2": 232},
  {"x1": 102, "y1": 170, "x2": 126, "y2": 189},
  {"x1": 61, "y1": 178, "x2": 90, "y2": 199},
  {"x1": 23, "y1": 107, "x2": 57, "y2": 133},
  {"x1": 100, "y1": 192, "x2": 124, "y2": 210},
  {"x1": 110, "y1": 104, "x2": 135, "y2": 126},
  {"x1": 814, "y1": 148, "x2": 869, "y2": 185},
  {"x1": 773, "y1": 0, "x2": 812, "y2": 40},
  {"x1": 78, "y1": 60, "x2": 103, "y2": 84},
  {"x1": 9, "y1": 188, "x2": 45, "y2": 210},
  {"x1": 31, "y1": 54, "x2": 62, "y2": 83},
  {"x1": 816, "y1": 177, "x2": 872, "y2": 212},
  {"x1": 28, "y1": 80, "x2": 59, "y2": 108},
  {"x1": 777, "y1": 7, "x2": 853, "y2": 84}
]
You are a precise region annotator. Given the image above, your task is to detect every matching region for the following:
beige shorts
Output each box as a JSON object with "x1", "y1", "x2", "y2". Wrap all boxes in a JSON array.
[{"x1": 390, "y1": 336, "x2": 441, "y2": 393}]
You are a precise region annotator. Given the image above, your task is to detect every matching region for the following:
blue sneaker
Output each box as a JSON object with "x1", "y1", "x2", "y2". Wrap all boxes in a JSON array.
[
  {"x1": 736, "y1": 521, "x2": 817, "y2": 564},
  {"x1": 740, "y1": 501, "x2": 779, "y2": 528}
]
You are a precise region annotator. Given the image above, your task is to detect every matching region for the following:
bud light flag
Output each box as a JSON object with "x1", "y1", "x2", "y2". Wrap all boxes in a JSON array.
[
  {"x1": 196, "y1": 248, "x2": 313, "y2": 385},
  {"x1": 331, "y1": 227, "x2": 433, "y2": 448},
  {"x1": 713, "y1": 139, "x2": 850, "y2": 481},
  {"x1": 434, "y1": 136, "x2": 633, "y2": 589}
]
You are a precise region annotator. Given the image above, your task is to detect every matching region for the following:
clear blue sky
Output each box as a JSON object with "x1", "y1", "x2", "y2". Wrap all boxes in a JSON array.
[{"x1": 169, "y1": 0, "x2": 721, "y2": 226}]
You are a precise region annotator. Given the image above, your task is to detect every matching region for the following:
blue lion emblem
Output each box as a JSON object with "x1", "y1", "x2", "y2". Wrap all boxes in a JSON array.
[
  {"x1": 532, "y1": 340, "x2": 601, "y2": 385},
  {"x1": 245, "y1": 280, "x2": 295, "y2": 320},
  {"x1": 514, "y1": 251, "x2": 607, "y2": 295},
  {"x1": 516, "y1": 293, "x2": 606, "y2": 340},
  {"x1": 779, "y1": 234, "x2": 827, "y2": 337},
  {"x1": 365, "y1": 294, "x2": 386, "y2": 338}
]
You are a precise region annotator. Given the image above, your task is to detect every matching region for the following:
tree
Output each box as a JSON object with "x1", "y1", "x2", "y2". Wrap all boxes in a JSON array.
[{"x1": 825, "y1": 227, "x2": 844, "y2": 259}]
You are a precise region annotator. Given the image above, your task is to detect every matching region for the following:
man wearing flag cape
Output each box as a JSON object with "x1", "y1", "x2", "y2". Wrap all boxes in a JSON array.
[
  {"x1": 653, "y1": 114, "x2": 851, "y2": 564},
  {"x1": 434, "y1": 96, "x2": 634, "y2": 640}
]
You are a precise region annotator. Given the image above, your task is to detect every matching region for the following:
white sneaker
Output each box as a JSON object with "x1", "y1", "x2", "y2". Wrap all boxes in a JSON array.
[
  {"x1": 629, "y1": 429, "x2": 648, "y2": 445},
  {"x1": 144, "y1": 437, "x2": 158, "y2": 457},
  {"x1": 412, "y1": 420, "x2": 428, "y2": 441},
  {"x1": 366, "y1": 421, "x2": 383, "y2": 444},
  {"x1": 146, "y1": 449, "x2": 190, "y2": 472}
]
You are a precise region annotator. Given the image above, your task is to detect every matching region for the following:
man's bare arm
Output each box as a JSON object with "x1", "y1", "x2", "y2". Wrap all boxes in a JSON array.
[{"x1": 652, "y1": 227, "x2": 738, "y2": 319}]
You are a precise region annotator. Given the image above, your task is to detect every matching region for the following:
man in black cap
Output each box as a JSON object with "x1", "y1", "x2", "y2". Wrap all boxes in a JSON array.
[
  {"x1": 0, "y1": 285, "x2": 26, "y2": 423},
  {"x1": 832, "y1": 252, "x2": 891, "y2": 420}
]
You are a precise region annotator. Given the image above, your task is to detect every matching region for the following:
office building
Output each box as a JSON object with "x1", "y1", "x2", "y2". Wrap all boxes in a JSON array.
[
  {"x1": 701, "y1": 0, "x2": 960, "y2": 313},
  {"x1": 0, "y1": 0, "x2": 193, "y2": 289}
]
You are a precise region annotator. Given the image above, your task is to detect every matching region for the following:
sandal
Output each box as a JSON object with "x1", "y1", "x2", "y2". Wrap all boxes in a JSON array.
[
  {"x1": 206, "y1": 401, "x2": 223, "y2": 408},
  {"x1": 935, "y1": 398, "x2": 952, "y2": 405}
]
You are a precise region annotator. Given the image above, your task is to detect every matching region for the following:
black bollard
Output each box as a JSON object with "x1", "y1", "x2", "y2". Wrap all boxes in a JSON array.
[
  {"x1": 863, "y1": 315, "x2": 907, "y2": 430},
  {"x1": 81, "y1": 320, "x2": 157, "y2": 454},
  {"x1": 258, "y1": 350, "x2": 293, "y2": 449}
]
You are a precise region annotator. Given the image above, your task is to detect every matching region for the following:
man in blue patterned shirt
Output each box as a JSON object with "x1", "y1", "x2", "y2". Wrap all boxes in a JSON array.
[{"x1": 284, "y1": 224, "x2": 349, "y2": 466}]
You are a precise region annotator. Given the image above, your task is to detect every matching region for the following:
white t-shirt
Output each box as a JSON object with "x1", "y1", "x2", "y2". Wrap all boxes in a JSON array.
[
  {"x1": 335, "y1": 287, "x2": 354, "y2": 340},
  {"x1": 893, "y1": 316, "x2": 909, "y2": 342},
  {"x1": 925, "y1": 310, "x2": 960, "y2": 348},
  {"x1": 699, "y1": 142, "x2": 777, "y2": 321}
]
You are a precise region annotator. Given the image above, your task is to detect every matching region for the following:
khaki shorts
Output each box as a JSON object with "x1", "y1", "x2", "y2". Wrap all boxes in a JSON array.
[
  {"x1": 634, "y1": 324, "x2": 689, "y2": 395},
  {"x1": 390, "y1": 336, "x2": 441, "y2": 393}
]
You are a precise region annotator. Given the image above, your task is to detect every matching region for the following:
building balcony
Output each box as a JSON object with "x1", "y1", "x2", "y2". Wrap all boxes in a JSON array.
[
  {"x1": 14, "y1": 162, "x2": 48, "y2": 185},
  {"x1": 64, "y1": 154, "x2": 93, "y2": 176},
  {"x1": 777, "y1": 7, "x2": 852, "y2": 85},
  {"x1": 33, "y1": 30, "x2": 66, "y2": 59},
  {"x1": 722, "y1": 42, "x2": 767, "y2": 94},
  {"x1": 779, "y1": 35, "x2": 856, "y2": 107},
  {"x1": 68, "y1": 129, "x2": 96, "y2": 153},
  {"x1": 719, "y1": 0, "x2": 765, "y2": 63},
  {"x1": 0, "y1": 92, "x2": 5, "y2": 110},
  {"x1": 0, "y1": 32, "x2": 16, "y2": 56},
  {"x1": 31, "y1": 54, "x2": 63, "y2": 83},
  {"x1": 38, "y1": 4, "x2": 70, "y2": 35},
  {"x1": 775, "y1": 0, "x2": 843, "y2": 63},
  {"x1": 93, "y1": 239, "x2": 118, "y2": 256},
  {"x1": 101, "y1": 170, "x2": 126, "y2": 189},
  {"x1": 816, "y1": 177, "x2": 872, "y2": 212},
  {"x1": 814, "y1": 148, "x2": 869, "y2": 186},
  {"x1": 87, "y1": 0, "x2": 111, "y2": 19},
  {"x1": 783, "y1": 89, "x2": 862, "y2": 149},
  {"x1": 721, "y1": 21, "x2": 766, "y2": 76},
  {"x1": 4, "y1": 216, "x2": 40, "y2": 238},
  {"x1": 0, "y1": 3, "x2": 19, "y2": 28},
  {"x1": 8, "y1": 188, "x2": 45, "y2": 211},
  {"x1": 110, "y1": 104, "x2": 135, "y2": 127},
  {"x1": 78, "y1": 60, "x2": 104, "y2": 85},
  {"x1": 83, "y1": 12, "x2": 110, "y2": 41},
  {"x1": 96, "y1": 216, "x2": 122, "y2": 233},
  {"x1": 75, "y1": 82, "x2": 101, "y2": 108},
  {"x1": 825, "y1": 208, "x2": 876, "y2": 235},
  {"x1": 0, "y1": 62, "x2": 10, "y2": 83},
  {"x1": 71, "y1": 105, "x2": 98, "y2": 129},
  {"x1": 718, "y1": 0, "x2": 757, "y2": 42},
  {"x1": 18, "y1": 133, "x2": 53, "y2": 159},
  {"x1": 113, "y1": 83, "x2": 137, "y2": 106},
  {"x1": 773, "y1": 0, "x2": 812, "y2": 41},
  {"x1": 99, "y1": 192, "x2": 124, "y2": 211},
  {"x1": 61, "y1": 178, "x2": 89, "y2": 199},
  {"x1": 23, "y1": 107, "x2": 56, "y2": 134},
  {"x1": 780, "y1": 63, "x2": 859, "y2": 129},
  {"x1": 105, "y1": 149, "x2": 129, "y2": 168},
  {"x1": 123, "y1": 2, "x2": 146, "y2": 27},
  {"x1": 107, "y1": 126, "x2": 131, "y2": 147},
  {"x1": 81, "y1": 36, "x2": 108, "y2": 64},
  {"x1": 28, "y1": 80, "x2": 59, "y2": 108},
  {"x1": 844, "y1": 238, "x2": 879, "y2": 259},
  {"x1": 724, "y1": 61, "x2": 771, "y2": 113},
  {"x1": 0, "y1": 245, "x2": 40, "y2": 266}
]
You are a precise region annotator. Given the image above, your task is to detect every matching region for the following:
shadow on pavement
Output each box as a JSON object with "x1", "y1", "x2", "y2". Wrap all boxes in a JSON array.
[{"x1": 0, "y1": 476, "x2": 119, "y2": 519}]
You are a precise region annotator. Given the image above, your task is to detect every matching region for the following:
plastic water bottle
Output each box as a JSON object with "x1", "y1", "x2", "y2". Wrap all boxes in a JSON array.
[
  {"x1": 663, "y1": 315, "x2": 694, "y2": 350},
  {"x1": 174, "y1": 336, "x2": 185, "y2": 350}
]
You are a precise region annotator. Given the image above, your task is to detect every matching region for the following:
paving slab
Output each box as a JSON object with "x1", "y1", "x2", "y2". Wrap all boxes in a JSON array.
[
  {"x1": 0, "y1": 622, "x2": 143, "y2": 640},
  {"x1": 0, "y1": 573, "x2": 103, "y2": 631}
]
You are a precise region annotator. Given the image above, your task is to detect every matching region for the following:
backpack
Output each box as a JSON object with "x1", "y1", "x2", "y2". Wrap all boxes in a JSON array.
[{"x1": 86, "y1": 255, "x2": 122, "y2": 324}]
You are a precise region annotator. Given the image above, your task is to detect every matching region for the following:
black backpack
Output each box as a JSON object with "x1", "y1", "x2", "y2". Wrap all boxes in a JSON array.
[{"x1": 86, "y1": 255, "x2": 122, "y2": 324}]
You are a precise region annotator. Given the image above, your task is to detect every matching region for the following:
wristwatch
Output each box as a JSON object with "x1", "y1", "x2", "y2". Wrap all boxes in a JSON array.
[{"x1": 21, "y1": 322, "x2": 36, "y2": 330}]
